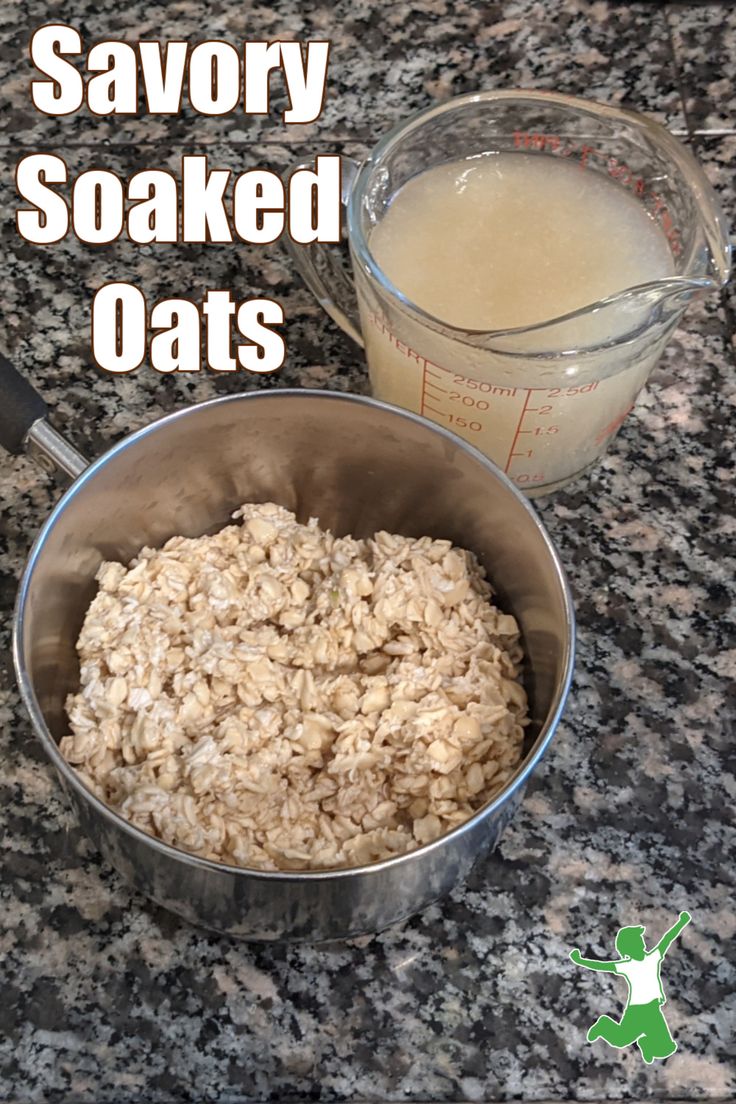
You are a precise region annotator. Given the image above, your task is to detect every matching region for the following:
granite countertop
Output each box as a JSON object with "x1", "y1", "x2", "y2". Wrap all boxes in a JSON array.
[{"x1": 1, "y1": 1, "x2": 734, "y2": 1101}]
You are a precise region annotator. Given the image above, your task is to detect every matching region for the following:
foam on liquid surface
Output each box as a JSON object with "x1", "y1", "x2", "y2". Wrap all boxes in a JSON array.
[{"x1": 369, "y1": 152, "x2": 674, "y2": 331}]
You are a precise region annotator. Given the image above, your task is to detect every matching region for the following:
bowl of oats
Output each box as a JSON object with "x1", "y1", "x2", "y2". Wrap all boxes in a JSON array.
[{"x1": 10, "y1": 383, "x2": 574, "y2": 941}]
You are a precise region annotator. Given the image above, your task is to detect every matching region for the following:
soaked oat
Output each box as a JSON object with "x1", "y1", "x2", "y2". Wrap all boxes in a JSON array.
[{"x1": 61, "y1": 504, "x2": 528, "y2": 871}]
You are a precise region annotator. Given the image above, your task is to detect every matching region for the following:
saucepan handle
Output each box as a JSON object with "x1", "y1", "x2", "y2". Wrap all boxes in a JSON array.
[
  {"x1": 284, "y1": 154, "x2": 365, "y2": 348},
  {"x1": 0, "y1": 353, "x2": 88, "y2": 479}
]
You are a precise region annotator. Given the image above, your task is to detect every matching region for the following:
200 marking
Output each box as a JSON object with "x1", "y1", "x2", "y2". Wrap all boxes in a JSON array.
[{"x1": 449, "y1": 391, "x2": 490, "y2": 410}]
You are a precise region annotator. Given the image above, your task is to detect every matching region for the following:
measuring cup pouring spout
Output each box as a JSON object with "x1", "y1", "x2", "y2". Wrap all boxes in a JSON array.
[
  {"x1": 285, "y1": 91, "x2": 731, "y2": 496},
  {"x1": 478, "y1": 274, "x2": 726, "y2": 359}
]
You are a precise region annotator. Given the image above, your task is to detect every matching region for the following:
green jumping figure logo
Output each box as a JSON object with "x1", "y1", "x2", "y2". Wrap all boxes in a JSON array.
[{"x1": 570, "y1": 911, "x2": 691, "y2": 1064}]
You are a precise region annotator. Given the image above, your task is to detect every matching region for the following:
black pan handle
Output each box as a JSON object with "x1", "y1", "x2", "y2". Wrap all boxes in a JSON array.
[
  {"x1": 0, "y1": 352, "x2": 48, "y2": 455},
  {"x1": 0, "y1": 352, "x2": 87, "y2": 478}
]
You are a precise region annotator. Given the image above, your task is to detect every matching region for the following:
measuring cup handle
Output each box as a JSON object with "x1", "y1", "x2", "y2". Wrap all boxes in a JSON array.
[
  {"x1": 0, "y1": 353, "x2": 87, "y2": 478},
  {"x1": 284, "y1": 154, "x2": 365, "y2": 348}
]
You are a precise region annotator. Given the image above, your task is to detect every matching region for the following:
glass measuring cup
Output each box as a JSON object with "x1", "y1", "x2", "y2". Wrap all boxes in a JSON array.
[{"x1": 287, "y1": 91, "x2": 731, "y2": 496}]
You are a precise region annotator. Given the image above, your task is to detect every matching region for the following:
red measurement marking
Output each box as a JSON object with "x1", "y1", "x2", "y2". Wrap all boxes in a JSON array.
[
  {"x1": 423, "y1": 403, "x2": 446, "y2": 418},
  {"x1": 426, "y1": 367, "x2": 443, "y2": 380},
  {"x1": 595, "y1": 403, "x2": 634, "y2": 444},
  {"x1": 504, "y1": 389, "x2": 533, "y2": 473},
  {"x1": 507, "y1": 136, "x2": 682, "y2": 255},
  {"x1": 425, "y1": 382, "x2": 448, "y2": 395}
]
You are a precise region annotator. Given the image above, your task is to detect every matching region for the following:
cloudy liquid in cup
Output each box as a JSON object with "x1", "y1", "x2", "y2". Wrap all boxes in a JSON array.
[{"x1": 363, "y1": 153, "x2": 675, "y2": 492}]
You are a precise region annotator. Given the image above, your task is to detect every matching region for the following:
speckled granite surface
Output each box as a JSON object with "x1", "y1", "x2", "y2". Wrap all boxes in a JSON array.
[{"x1": 1, "y1": 2, "x2": 734, "y2": 1102}]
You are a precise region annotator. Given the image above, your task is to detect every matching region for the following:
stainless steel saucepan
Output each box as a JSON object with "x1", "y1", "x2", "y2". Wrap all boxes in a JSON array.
[{"x1": 1, "y1": 354, "x2": 575, "y2": 941}]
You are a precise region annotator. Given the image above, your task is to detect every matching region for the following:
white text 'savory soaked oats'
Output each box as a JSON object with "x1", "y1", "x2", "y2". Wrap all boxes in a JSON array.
[{"x1": 61, "y1": 504, "x2": 528, "y2": 871}]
